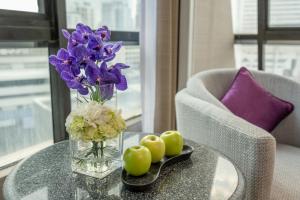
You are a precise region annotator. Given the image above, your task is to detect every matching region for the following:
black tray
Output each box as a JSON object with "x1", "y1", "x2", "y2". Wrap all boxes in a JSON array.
[{"x1": 121, "y1": 145, "x2": 194, "y2": 191}]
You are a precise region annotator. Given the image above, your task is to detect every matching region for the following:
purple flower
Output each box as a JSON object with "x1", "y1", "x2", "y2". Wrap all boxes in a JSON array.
[
  {"x1": 61, "y1": 29, "x2": 80, "y2": 50},
  {"x1": 49, "y1": 48, "x2": 79, "y2": 75},
  {"x1": 62, "y1": 24, "x2": 93, "y2": 51},
  {"x1": 62, "y1": 29, "x2": 70, "y2": 39},
  {"x1": 60, "y1": 71, "x2": 88, "y2": 95},
  {"x1": 71, "y1": 45, "x2": 91, "y2": 67},
  {"x1": 73, "y1": 23, "x2": 93, "y2": 44},
  {"x1": 99, "y1": 62, "x2": 119, "y2": 84},
  {"x1": 87, "y1": 34, "x2": 104, "y2": 61},
  {"x1": 102, "y1": 42, "x2": 122, "y2": 62},
  {"x1": 49, "y1": 23, "x2": 130, "y2": 100},
  {"x1": 85, "y1": 61, "x2": 100, "y2": 85},
  {"x1": 95, "y1": 26, "x2": 111, "y2": 41},
  {"x1": 99, "y1": 62, "x2": 129, "y2": 91},
  {"x1": 110, "y1": 63, "x2": 129, "y2": 90}
]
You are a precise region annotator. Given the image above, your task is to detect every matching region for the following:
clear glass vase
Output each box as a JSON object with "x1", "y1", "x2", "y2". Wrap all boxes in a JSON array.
[
  {"x1": 70, "y1": 134, "x2": 123, "y2": 179},
  {"x1": 69, "y1": 83, "x2": 123, "y2": 179}
]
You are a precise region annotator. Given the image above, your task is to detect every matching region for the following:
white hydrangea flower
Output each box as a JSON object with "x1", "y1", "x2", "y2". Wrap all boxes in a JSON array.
[{"x1": 65, "y1": 101, "x2": 126, "y2": 142}]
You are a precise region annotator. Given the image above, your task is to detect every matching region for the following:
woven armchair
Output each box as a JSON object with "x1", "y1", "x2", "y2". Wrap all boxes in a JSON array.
[{"x1": 175, "y1": 68, "x2": 300, "y2": 200}]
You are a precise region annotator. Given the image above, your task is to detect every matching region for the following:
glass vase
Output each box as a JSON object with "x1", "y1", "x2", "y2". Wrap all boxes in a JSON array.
[
  {"x1": 70, "y1": 134, "x2": 123, "y2": 179},
  {"x1": 69, "y1": 83, "x2": 123, "y2": 179}
]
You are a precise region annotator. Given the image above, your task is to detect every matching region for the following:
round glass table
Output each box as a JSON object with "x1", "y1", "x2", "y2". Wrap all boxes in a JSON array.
[{"x1": 3, "y1": 132, "x2": 245, "y2": 200}]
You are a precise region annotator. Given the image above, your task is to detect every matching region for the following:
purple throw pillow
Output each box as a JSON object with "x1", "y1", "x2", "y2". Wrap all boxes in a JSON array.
[{"x1": 221, "y1": 67, "x2": 294, "y2": 132}]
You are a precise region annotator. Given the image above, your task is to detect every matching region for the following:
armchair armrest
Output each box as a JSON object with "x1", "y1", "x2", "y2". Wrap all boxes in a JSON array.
[{"x1": 175, "y1": 89, "x2": 276, "y2": 200}]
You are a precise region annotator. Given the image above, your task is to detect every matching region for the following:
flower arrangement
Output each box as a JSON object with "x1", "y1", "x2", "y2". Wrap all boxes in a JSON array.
[
  {"x1": 49, "y1": 23, "x2": 129, "y2": 102},
  {"x1": 49, "y1": 23, "x2": 128, "y2": 161}
]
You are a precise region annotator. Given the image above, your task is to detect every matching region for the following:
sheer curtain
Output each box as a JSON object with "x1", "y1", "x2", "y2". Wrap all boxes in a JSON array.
[
  {"x1": 189, "y1": 0, "x2": 235, "y2": 75},
  {"x1": 141, "y1": 0, "x2": 234, "y2": 133},
  {"x1": 140, "y1": 0, "x2": 157, "y2": 132},
  {"x1": 141, "y1": 0, "x2": 179, "y2": 133}
]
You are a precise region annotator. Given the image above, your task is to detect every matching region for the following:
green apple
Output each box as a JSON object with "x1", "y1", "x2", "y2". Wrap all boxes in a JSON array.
[
  {"x1": 140, "y1": 135, "x2": 165, "y2": 163},
  {"x1": 123, "y1": 145, "x2": 151, "y2": 176},
  {"x1": 160, "y1": 131, "x2": 183, "y2": 156}
]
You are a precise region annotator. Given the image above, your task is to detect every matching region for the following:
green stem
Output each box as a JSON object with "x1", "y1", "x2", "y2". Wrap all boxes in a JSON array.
[
  {"x1": 85, "y1": 141, "x2": 104, "y2": 159},
  {"x1": 92, "y1": 141, "x2": 99, "y2": 158},
  {"x1": 100, "y1": 141, "x2": 104, "y2": 158}
]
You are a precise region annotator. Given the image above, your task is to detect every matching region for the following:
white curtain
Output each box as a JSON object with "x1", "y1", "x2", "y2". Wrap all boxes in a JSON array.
[
  {"x1": 189, "y1": 0, "x2": 235, "y2": 75},
  {"x1": 140, "y1": 0, "x2": 157, "y2": 132}
]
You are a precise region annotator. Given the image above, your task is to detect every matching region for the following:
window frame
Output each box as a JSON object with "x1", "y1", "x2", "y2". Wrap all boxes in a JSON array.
[
  {"x1": 0, "y1": 0, "x2": 140, "y2": 145},
  {"x1": 234, "y1": 0, "x2": 300, "y2": 70}
]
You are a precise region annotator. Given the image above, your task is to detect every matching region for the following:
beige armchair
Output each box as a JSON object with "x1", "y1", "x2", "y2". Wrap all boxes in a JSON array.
[{"x1": 175, "y1": 68, "x2": 300, "y2": 200}]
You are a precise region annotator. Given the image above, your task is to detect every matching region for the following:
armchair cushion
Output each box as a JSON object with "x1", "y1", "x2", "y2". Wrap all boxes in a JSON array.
[{"x1": 221, "y1": 67, "x2": 294, "y2": 132}]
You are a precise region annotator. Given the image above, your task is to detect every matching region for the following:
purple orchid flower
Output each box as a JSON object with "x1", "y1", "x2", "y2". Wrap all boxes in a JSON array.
[
  {"x1": 71, "y1": 45, "x2": 92, "y2": 67},
  {"x1": 62, "y1": 24, "x2": 92, "y2": 50},
  {"x1": 110, "y1": 63, "x2": 129, "y2": 90},
  {"x1": 61, "y1": 29, "x2": 81, "y2": 51},
  {"x1": 102, "y1": 42, "x2": 122, "y2": 62},
  {"x1": 60, "y1": 71, "x2": 88, "y2": 95},
  {"x1": 95, "y1": 26, "x2": 111, "y2": 41},
  {"x1": 85, "y1": 61, "x2": 100, "y2": 85},
  {"x1": 99, "y1": 62, "x2": 119, "y2": 84},
  {"x1": 49, "y1": 23, "x2": 130, "y2": 101},
  {"x1": 49, "y1": 48, "x2": 79, "y2": 75},
  {"x1": 86, "y1": 62, "x2": 120, "y2": 101},
  {"x1": 73, "y1": 23, "x2": 93, "y2": 44},
  {"x1": 99, "y1": 62, "x2": 129, "y2": 91},
  {"x1": 87, "y1": 34, "x2": 104, "y2": 61},
  {"x1": 62, "y1": 29, "x2": 70, "y2": 39}
]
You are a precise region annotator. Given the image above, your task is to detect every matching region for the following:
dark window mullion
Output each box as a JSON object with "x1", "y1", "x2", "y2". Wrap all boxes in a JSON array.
[
  {"x1": 268, "y1": 27, "x2": 300, "y2": 32},
  {"x1": 0, "y1": 27, "x2": 52, "y2": 42},
  {"x1": 110, "y1": 31, "x2": 139, "y2": 44},
  {"x1": 0, "y1": 8, "x2": 53, "y2": 42},
  {"x1": 46, "y1": 0, "x2": 71, "y2": 143},
  {"x1": 265, "y1": 30, "x2": 300, "y2": 40},
  {"x1": 257, "y1": 0, "x2": 268, "y2": 70},
  {"x1": 234, "y1": 35, "x2": 258, "y2": 41},
  {"x1": 0, "y1": 9, "x2": 48, "y2": 19}
]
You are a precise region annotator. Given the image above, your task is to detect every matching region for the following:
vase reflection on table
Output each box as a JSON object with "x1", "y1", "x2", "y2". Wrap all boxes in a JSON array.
[{"x1": 49, "y1": 23, "x2": 129, "y2": 179}]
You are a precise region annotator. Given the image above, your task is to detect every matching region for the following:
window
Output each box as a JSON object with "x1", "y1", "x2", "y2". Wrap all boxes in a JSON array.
[
  {"x1": 0, "y1": 1, "x2": 69, "y2": 170},
  {"x1": 269, "y1": 0, "x2": 300, "y2": 27},
  {"x1": 66, "y1": 0, "x2": 140, "y2": 31},
  {"x1": 234, "y1": 43, "x2": 258, "y2": 69},
  {"x1": 66, "y1": 0, "x2": 142, "y2": 120},
  {"x1": 114, "y1": 46, "x2": 141, "y2": 119},
  {"x1": 265, "y1": 43, "x2": 300, "y2": 78},
  {"x1": 0, "y1": 44, "x2": 53, "y2": 168},
  {"x1": 232, "y1": 0, "x2": 300, "y2": 82},
  {"x1": 231, "y1": 0, "x2": 257, "y2": 34},
  {"x1": 0, "y1": 0, "x2": 141, "y2": 171}
]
